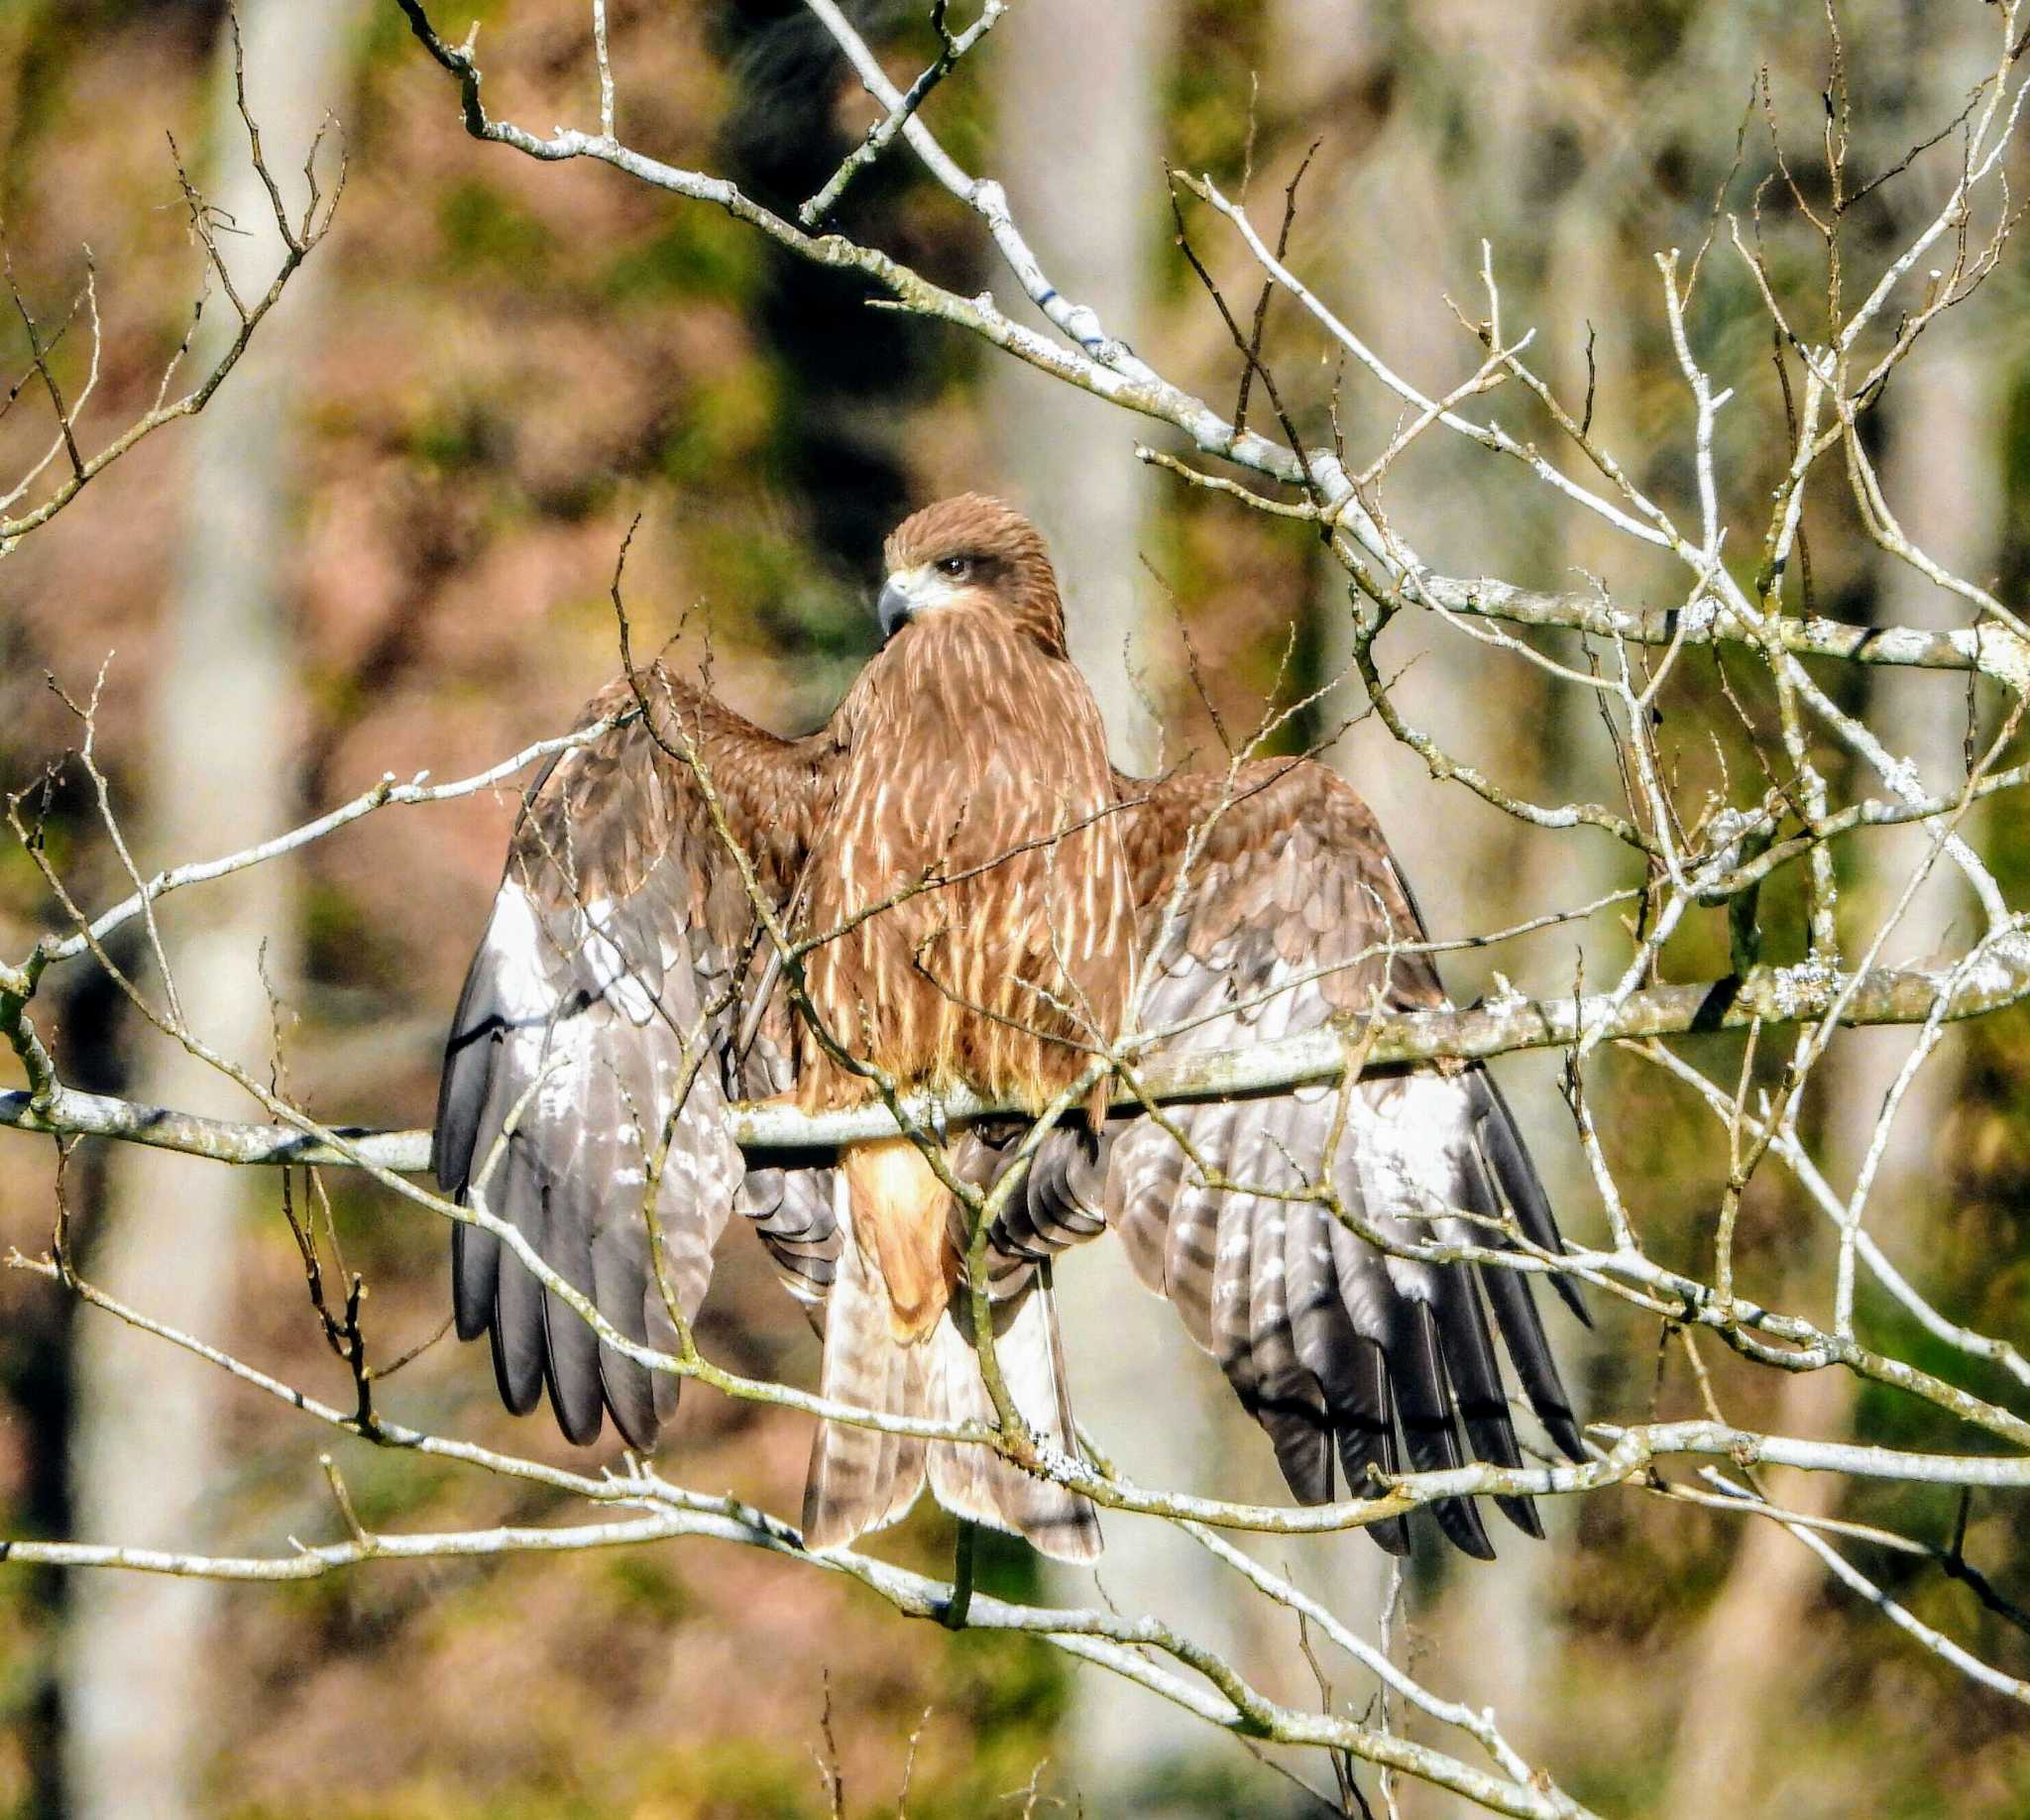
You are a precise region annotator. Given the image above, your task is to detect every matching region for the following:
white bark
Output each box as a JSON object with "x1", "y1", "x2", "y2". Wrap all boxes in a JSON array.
[
  {"x1": 987, "y1": 0, "x2": 1168, "y2": 775},
  {"x1": 57, "y1": 7, "x2": 359, "y2": 1816},
  {"x1": 981, "y1": 3, "x2": 1285, "y2": 1809}
]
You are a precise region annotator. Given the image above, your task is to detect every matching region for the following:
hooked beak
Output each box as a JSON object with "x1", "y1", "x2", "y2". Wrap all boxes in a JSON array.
[{"x1": 877, "y1": 577, "x2": 914, "y2": 642}]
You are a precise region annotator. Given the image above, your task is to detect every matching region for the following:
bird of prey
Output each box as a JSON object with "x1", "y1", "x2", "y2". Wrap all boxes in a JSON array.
[{"x1": 435, "y1": 493, "x2": 1586, "y2": 1563}]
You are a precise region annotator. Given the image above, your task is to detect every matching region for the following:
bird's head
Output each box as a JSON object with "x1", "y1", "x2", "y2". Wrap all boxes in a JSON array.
[{"x1": 878, "y1": 493, "x2": 1067, "y2": 656}]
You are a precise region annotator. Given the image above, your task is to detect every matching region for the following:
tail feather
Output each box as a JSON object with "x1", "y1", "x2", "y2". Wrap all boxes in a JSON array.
[
  {"x1": 926, "y1": 1267, "x2": 1101, "y2": 1562},
  {"x1": 802, "y1": 1175, "x2": 1100, "y2": 1562},
  {"x1": 802, "y1": 1174, "x2": 929, "y2": 1547}
]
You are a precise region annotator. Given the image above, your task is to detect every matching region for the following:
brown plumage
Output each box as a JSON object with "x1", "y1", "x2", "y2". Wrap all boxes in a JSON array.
[{"x1": 435, "y1": 493, "x2": 1586, "y2": 1565}]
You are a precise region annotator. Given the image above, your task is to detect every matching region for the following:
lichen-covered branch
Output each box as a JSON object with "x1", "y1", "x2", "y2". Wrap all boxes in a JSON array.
[{"x1": 8, "y1": 933, "x2": 2024, "y2": 1166}]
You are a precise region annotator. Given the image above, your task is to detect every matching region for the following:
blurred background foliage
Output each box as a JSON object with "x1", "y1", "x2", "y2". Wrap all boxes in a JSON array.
[{"x1": 0, "y1": 1, "x2": 2028, "y2": 1815}]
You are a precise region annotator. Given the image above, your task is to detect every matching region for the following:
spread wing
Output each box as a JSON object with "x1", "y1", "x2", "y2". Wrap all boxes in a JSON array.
[
  {"x1": 990, "y1": 757, "x2": 1587, "y2": 1556},
  {"x1": 433, "y1": 668, "x2": 837, "y2": 1450}
]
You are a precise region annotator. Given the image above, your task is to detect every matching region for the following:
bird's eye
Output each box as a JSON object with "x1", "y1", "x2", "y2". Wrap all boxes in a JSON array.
[{"x1": 936, "y1": 555, "x2": 970, "y2": 578}]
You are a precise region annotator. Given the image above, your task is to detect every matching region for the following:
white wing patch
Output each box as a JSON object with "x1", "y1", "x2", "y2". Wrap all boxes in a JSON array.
[
  {"x1": 576, "y1": 894, "x2": 661, "y2": 1026},
  {"x1": 484, "y1": 882, "x2": 556, "y2": 1021}
]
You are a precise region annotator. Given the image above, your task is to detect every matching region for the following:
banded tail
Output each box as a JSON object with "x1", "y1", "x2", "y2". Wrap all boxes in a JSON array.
[{"x1": 802, "y1": 1139, "x2": 1101, "y2": 1563}]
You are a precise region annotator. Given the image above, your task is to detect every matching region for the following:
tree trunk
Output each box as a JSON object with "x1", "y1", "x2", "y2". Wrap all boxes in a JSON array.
[
  {"x1": 987, "y1": 0, "x2": 1169, "y2": 775},
  {"x1": 1660, "y1": 331, "x2": 1996, "y2": 1820},
  {"x1": 985, "y1": 5, "x2": 1291, "y2": 1812},
  {"x1": 1301, "y1": 2, "x2": 1610, "y2": 1797},
  {"x1": 57, "y1": 7, "x2": 359, "y2": 1816}
]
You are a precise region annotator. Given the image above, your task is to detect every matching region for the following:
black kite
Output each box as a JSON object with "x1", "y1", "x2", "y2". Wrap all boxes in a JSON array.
[{"x1": 435, "y1": 494, "x2": 1586, "y2": 1563}]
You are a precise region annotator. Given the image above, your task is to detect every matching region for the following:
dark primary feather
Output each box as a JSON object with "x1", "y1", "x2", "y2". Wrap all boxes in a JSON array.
[
  {"x1": 983, "y1": 757, "x2": 1588, "y2": 1556},
  {"x1": 434, "y1": 670, "x2": 837, "y2": 1450}
]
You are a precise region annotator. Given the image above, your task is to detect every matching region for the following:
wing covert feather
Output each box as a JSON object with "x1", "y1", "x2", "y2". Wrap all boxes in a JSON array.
[{"x1": 990, "y1": 758, "x2": 1586, "y2": 1555}]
